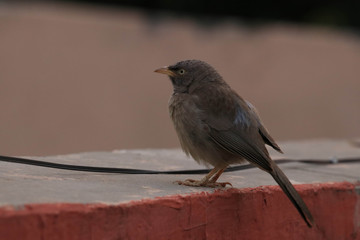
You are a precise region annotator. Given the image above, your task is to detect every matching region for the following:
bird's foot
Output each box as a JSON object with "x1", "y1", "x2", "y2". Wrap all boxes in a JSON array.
[{"x1": 175, "y1": 179, "x2": 232, "y2": 188}]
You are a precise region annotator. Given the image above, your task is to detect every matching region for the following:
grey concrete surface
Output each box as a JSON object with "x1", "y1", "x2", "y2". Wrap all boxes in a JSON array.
[{"x1": 0, "y1": 139, "x2": 359, "y2": 206}]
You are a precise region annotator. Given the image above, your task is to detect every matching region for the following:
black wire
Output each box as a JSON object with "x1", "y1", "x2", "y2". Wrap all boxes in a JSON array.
[{"x1": 0, "y1": 154, "x2": 359, "y2": 175}]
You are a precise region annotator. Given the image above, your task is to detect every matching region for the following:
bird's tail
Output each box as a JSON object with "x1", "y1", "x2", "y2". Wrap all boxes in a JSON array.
[{"x1": 270, "y1": 164, "x2": 314, "y2": 228}]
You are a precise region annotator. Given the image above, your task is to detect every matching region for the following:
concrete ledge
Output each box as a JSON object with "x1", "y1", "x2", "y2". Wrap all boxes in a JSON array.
[
  {"x1": 0, "y1": 182, "x2": 359, "y2": 240},
  {"x1": 0, "y1": 139, "x2": 360, "y2": 239}
]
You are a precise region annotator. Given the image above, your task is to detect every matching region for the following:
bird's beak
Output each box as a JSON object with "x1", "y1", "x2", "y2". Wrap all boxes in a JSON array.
[{"x1": 154, "y1": 66, "x2": 177, "y2": 77}]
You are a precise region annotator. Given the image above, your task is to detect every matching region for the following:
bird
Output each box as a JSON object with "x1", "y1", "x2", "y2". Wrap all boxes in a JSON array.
[{"x1": 154, "y1": 59, "x2": 314, "y2": 228}]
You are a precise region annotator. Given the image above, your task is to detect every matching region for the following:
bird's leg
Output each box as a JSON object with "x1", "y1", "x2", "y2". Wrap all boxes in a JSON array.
[
  {"x1": 207, "y1": 167, "x2": 232, "y2": 187},
  {"x1": 209, "y1": 167, "x2": 231, "y2": 185},
  {"x1": 175, "y1": 166, "x2": 232, "y2": 188},
  {"x1": 209, "y1": 168, "x2": 225, "y2": 183}
]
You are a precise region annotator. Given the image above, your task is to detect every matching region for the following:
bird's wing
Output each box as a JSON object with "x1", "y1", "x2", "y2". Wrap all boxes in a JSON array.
[
  {"x1": 209, "y1": 128, "x2": 273, "y2": 172},
  {"x1": 245, "y1": 101, "x2": 283, "y2": 153},
  {"x1": 194, "y1": 85, "x2": 278, "y2": 172}
]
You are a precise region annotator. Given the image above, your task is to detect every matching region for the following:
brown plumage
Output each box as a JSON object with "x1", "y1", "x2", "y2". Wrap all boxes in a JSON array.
[{"x1": 155, "y1": 59, "x2": 314, "y2": 228}]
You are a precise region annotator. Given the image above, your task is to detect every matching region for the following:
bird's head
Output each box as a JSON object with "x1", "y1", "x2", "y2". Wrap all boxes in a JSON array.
[{"x1": 154, "y1": 60, "x2": 222, "y2": 93}]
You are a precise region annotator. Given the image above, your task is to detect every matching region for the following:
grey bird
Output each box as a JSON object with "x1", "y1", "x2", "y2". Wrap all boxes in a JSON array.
[{"x1": 154, "y1": 59, "x2": 314, "y2": 228}]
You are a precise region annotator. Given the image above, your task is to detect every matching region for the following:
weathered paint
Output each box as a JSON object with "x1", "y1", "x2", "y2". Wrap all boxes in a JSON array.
[{"x1": 0, "y1": 182, "x2": 359, "y2": 240}]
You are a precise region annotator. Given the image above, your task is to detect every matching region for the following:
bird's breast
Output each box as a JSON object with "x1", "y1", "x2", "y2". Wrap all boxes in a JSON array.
[
  {"x1": 168, "y1": 94, "x2": 212, "y2": 159},
  {"x1": 168, "y1": 94, "x2": 206, "y2": 135}
]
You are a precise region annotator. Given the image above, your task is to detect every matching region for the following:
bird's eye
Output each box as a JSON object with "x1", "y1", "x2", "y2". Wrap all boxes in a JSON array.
[{"x1": 178, "y1": 69, "x2": 186, "y2": 75}]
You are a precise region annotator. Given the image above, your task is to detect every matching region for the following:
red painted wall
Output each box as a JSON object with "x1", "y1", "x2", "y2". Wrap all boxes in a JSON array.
[{"x1": 0, "y1": 182, "x2": 359, "y2": 240}]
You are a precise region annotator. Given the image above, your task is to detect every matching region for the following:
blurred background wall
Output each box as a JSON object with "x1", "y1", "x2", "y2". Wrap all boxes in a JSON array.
[{"x1": 0, "y1": 1, "x2": 359, "y2": 156}]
